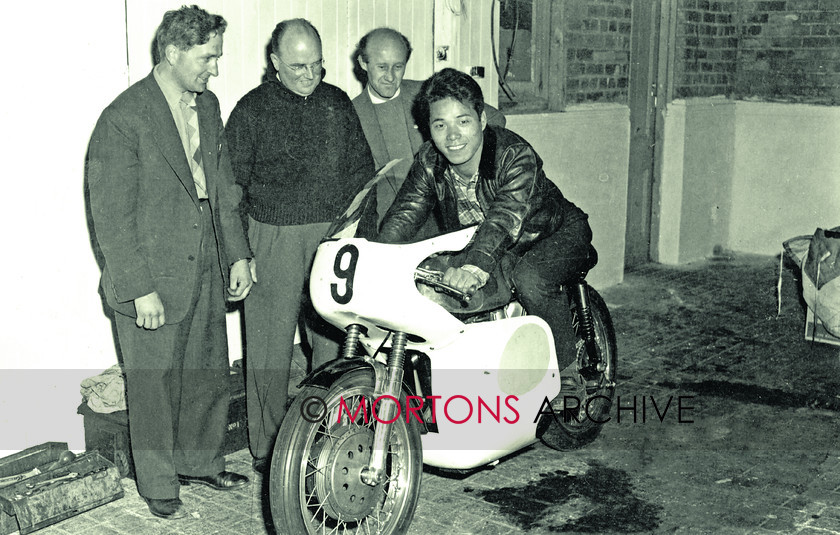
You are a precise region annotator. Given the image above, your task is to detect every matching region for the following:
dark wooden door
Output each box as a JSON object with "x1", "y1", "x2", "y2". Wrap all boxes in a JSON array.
[{"x1": 625, "y1": 0, "x2": 664, "y2": 267}]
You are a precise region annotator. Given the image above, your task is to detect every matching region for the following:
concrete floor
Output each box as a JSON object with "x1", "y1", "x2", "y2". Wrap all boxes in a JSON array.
[{"x1": 17, "y1": 252, "x2": 840, "y2": 534}]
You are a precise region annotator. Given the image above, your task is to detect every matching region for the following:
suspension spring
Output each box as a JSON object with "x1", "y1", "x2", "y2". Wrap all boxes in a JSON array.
[
  {"x1": 386, "y1": 332, "x2": 408, "y2": 371},
  {"x1": 574, "y1": 283, "x2": 602, "y2": 371},
  {"x1": 342, "y1": 324, "x2": 362, "y2": 359}
]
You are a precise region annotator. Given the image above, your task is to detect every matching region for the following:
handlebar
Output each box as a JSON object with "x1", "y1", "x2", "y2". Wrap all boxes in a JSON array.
[{"x1": 414, "y1": 267, "x2": 472, "y2": 303}]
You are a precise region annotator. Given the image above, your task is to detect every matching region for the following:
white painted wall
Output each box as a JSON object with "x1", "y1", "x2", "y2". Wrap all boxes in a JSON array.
[
  {"x1": 652, "y1": 101, "x2": 687, "y2": 264},
  {"x1": 0, "y1": 1, "x2": 130, "y2": 455},
  {"x1": 654, "y1": 98, "x2": 737, "y2": 264},
  {"x1": 654, "y1": 98, "x2": 840, "y2": 264},
  {"x1": 506, "y1": 105, "x2": 631, "y2": 291},
  {"x1": 729, "y1": 102, "x2": 840, "y2": 254}
]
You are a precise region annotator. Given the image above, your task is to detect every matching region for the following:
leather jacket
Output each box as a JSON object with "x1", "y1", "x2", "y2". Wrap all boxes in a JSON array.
[{"x1": 377, "y1": 125, "x2": 592, "y2": 275}]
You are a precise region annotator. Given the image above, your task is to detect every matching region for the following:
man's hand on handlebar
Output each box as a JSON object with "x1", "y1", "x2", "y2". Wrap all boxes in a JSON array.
[
  {"x1": 415, "y1": 261, "x2": 489, "y2": 304},
  {"x1": 442, "y1": 267, "x2": 482, "y2": 296},
  {"x1": 414, "y1": 267, "x2": 471, "y2": 303}
]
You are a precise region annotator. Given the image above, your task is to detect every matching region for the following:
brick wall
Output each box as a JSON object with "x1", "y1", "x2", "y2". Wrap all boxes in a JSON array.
[
  {"x1": 675, "y1": 0, "x2": 840, "y2": 104},
  {"x1": 675, "y1": 1, "x2": 739, "y2": 98},
  {"x1": 564, "y1": 0, "x2": 633, "y2": 104},
  {"x1": 735, "y1": 0, "x2": 840, "y2": 103}
]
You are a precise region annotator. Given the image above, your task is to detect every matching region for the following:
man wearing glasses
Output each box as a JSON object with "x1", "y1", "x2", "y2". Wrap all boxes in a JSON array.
[{"x1": 226, "y1": 18, "x2": 374, "y2": 474}]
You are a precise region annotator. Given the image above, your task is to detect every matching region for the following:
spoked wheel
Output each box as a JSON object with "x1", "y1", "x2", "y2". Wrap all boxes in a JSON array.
[
  {"x1": 540, "y1": 285, "x2": 618, "y2": 450},
  {"x1": 269, "y1": 369, "x2": 423, "y2": 535}
]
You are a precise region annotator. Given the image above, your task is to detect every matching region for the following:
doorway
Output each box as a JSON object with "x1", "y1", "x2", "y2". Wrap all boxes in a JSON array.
[{"x1": 625, "y1": 0, "x2": 673, "y2": 267}]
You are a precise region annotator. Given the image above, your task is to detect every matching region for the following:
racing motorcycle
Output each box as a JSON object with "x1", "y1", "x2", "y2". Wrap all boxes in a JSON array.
[{"x1": 268, "y1": 168, "x2": 617, "y2": 535}]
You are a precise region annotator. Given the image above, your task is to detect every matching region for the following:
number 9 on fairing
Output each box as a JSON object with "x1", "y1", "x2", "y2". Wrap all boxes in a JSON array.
[{"x1": 330, "y1": 244, "x2": 359, "y2": 304}]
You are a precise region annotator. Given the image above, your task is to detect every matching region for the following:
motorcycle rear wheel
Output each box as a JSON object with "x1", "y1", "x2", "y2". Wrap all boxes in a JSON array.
[
  {"x1": 269, "y1": 368, "x2": 423, "y2": 535},
  {"x1": 540, "y1": 286, "x2": 617, "y2": 450}
]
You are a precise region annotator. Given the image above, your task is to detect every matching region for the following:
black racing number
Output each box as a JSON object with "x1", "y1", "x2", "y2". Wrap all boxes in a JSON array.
[{"x1": 330, "y1": 244, "x2": 359, "y2": 304}]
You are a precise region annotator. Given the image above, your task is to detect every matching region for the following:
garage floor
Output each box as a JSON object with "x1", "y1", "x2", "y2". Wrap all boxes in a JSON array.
[{"x1": 26, "y1": 252, "x2": 840, "y2": 535}]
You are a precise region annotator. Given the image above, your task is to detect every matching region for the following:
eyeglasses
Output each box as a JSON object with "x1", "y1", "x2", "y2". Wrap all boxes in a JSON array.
[{"x1": 276, "y1": 56, "x2": 324, "y2": 76}]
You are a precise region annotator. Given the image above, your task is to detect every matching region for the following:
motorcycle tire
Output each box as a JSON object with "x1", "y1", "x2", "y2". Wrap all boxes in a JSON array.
[
  {"x1": 269, "y1": 368, "x2": 423, "y2": 535},
  {"x1": 540, "y1": 286, "x2": 618, "y2": 450}
]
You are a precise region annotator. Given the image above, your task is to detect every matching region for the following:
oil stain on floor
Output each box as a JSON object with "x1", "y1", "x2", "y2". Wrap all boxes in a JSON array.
[
  {"x1": 658, "y1": 379, "x2": 840, "y2": 411},
  {"x1": 465, "y1": 460, "x2": 661, "y2": 532}
]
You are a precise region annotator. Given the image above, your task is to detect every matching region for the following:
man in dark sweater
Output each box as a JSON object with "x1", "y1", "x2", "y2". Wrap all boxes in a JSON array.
[{"x1": 225, "y1": 18, "x2": 374, "y2": 473}]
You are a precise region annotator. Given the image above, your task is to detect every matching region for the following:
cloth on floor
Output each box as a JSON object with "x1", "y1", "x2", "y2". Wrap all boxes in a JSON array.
[{"x1": 80, "y1": 364, "x2": 126, "y2": 413}]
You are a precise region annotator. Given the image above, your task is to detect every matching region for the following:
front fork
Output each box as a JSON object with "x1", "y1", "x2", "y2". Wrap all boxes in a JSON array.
[
  {"x1": 341, "y1": 324, "x2": 407, "y2": 487},
  {"x1": 345, "y1": 285, "x2": 600, "y2": 483}
]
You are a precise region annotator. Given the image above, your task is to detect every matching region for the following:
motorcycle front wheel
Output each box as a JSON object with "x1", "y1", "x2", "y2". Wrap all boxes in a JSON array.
[
  {"x1": 540, "y1": 286, "x2": 618, "y2": 450},
  {"x1": 269, "y1": 368, "x2": 423, "y2": 535}
]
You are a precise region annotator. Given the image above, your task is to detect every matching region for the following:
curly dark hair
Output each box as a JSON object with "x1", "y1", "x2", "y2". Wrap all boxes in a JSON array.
[
  {"x1": 154, "y1": 5, "x2": 226, "y2": 64},
  {"x1": 413, "y1": 68, "x2": 485, "y2": 131}
]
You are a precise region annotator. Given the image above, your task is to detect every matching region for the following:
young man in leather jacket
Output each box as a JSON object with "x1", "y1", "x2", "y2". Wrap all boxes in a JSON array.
[{"x1": 377, "y1": 68, "x2": 597, "y2": 369}]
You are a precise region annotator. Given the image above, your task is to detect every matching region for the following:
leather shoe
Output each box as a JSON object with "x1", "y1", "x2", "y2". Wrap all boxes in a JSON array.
[
  {"x1": 144, "y1": 497, "x2": 187, "y2": 520},
  {"x1": 177, "y1": 471, "x2": 249, "y2": 491},
  {"x1": 252, "y1": 457, "x2": 269, "y2": 475}
]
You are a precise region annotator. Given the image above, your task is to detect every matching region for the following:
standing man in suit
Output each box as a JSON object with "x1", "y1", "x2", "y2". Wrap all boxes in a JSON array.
[
  {"x1": 88, "y1": 5, "x2": 253, "y2": 520},
  {"x1": 352, "y1": 28, "x2": 507, "y2": 230}
]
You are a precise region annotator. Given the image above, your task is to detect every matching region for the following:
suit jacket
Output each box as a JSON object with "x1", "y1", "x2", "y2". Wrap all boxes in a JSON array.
[
  {"x1": 351, "y1": 79, "x2": 507, "y2": 171},
  {"x1": 352, "y1": 79, "x2": 424, "y2": 172},
  {"x1": 88, "y1": 71, "x2": 250, "y2": 323}
]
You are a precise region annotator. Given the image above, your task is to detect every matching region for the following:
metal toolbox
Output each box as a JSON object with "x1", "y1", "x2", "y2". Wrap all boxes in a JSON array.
[{"x1": 0, "y1": 442, "x2": 123, "y2": 534}]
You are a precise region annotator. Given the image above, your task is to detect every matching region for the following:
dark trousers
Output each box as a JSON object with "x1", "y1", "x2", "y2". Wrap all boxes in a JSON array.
[
  {"x1": 114, "y1": 201, "x2": 229, "y2": 499},
  {"x1": 506, "y1": 218, "x2": 596, "y2": 370},
  {"x1": 244, "y1": 220, "x2": 341, "y2": 461}
]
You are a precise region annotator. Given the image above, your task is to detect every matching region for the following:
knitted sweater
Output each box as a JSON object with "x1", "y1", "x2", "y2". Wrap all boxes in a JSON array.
[{"x1": 225, "y1": 77, "x2": 374, "y2": 228}]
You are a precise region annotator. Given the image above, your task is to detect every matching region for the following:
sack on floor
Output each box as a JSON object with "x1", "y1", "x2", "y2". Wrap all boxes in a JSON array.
[{"x1": 801, "y1": 227, "x2": 840, "y2": 337}]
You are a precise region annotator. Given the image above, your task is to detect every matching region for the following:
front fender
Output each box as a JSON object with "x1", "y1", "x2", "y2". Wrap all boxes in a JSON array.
[
  {"x1": 298, "y1": 357, "x2": 380, "y2": 390},
  {"x1": 298, "y1": 355, "x2": 433, "y2": 434}
]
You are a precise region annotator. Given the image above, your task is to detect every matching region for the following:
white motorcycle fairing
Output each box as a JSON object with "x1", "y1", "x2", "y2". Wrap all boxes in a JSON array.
[{"x1": 309, "y1": 228, "x2": 562, "y2": 470}]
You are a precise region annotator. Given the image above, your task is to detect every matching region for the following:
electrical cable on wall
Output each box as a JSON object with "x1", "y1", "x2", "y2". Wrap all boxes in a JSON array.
[
  {"x1": 491, "y1": 0, "x2": 517, "y2": 101},
  {"x1": 502, "y1": 0, "x2": 518, "y2": 82},
  {"x1": 446, "y1": 0, "x2": 465, "y2": 16}
]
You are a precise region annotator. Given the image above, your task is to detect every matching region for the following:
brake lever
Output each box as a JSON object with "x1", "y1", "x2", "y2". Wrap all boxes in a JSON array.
[
  {"x1": 414, "y1": 268, "x2": 472, "y2": 303},
  {"x1": 415, "y1": 267, "x2": 444, "y2": 281}
]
